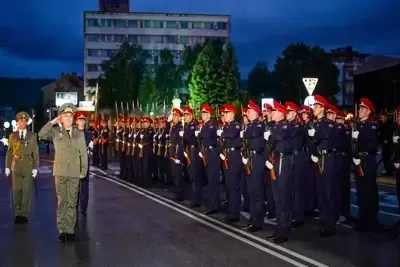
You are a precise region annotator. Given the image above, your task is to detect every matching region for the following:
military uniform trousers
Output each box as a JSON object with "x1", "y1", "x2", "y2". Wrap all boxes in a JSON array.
[
  {"x1": 316, "y1": 152, "x2": 338, "y2": 231},
  {"x1": 241, "y1": 170, "x2": 250, "y2": 211},
  {"x1": 204, "y1": 148, "x2": 221, "y2": 211},
  {"x1": 141, "y1": 146, "x2": 153, "y2": 187},
  {"x1": 247, "y1": 154, "x2": 266, "y2": 228},
  {"x1": 12, "y1": 169, "x2": 34, "y2": 217},
  {"x1": 118, "y1": 151, "x2": 127, "y2": 179},
  {"x1": 292, "y1": 151, "x2": 307, "y2": 222},
  {"x1": 187, "y1": 147, "x2": 203, "y2": 205},
  {"x1": 77, "y1": 170, "x2": 90, "y2": 213},
  {"x1": 264, "y1": 169, "x2": 275, "y2": 217},
  {"x1": 93, "y1": 145, "x2": 100, "y2": 167},
  {"x1": 355, "y1": 154, "x2": 379, "y2": 224},
  {"x1": 305, "y1": 157, "x2": 318, "y2": 213},
  {"x1": 272, "y1": 154, "x2": 293, "y2": 238},
  {"x1": 100, "y1": 144, "x2": 108, "y2": 169},
  {"x1": 336, "y1": 153, "x2": 351, "y2": 219},
  {"x1": 171, "y1": 159, "x2": 184, "y2": 200},
  {"x1": 55, "y1": 176, "x2": 80, "y2": 234},
  {"x1": 225, "y1": 150, "x2": 242, "y2": 219}
]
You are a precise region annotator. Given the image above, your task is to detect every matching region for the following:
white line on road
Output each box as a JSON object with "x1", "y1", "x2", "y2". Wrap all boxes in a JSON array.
[
  {"x1": 350, "y1": 204, "x2": 400, "y2": 217},
  {"x1": 91, "y1": 172, "x2": 329, "y2": 267}
]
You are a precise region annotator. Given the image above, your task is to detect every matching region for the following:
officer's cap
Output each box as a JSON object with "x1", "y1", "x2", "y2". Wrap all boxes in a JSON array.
[
  {"x1": 58, "y1": 103, "x2": 77, "y2": 115},
  {"x1": 16, "y1": 111, "x2": 30, "y2": 121}
]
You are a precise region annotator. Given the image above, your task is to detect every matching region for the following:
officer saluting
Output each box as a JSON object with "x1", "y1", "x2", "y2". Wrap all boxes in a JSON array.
[
  {"x1": 5, "y1": 111, "x2": 39, "y2": 224},
  {"x1": 38, "y1": 103, "x2": 88, "y2": 243}
]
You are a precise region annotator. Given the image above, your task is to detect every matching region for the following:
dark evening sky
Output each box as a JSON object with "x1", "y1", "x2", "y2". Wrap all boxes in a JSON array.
[{"x1": 1, "y1": 0, "x2": 399, "y2": 78}]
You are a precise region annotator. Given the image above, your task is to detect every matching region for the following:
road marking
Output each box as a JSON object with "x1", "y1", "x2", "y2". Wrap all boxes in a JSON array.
[
  {"x1": 91, "y1": 172, "x2": 329, "y2": 267},
  {"x1": 350, "y1": 204, "x2": 400, "y2": 217}
]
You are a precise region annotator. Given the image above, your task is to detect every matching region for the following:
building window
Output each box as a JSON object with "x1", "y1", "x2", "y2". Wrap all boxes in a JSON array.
[
  {"x1": 140, "y1": 35, "x2": 151, "y2": 43},
  {"x1": 192, "y1": 22, "x2": 202, "y2": 29},
  {"x1": 100, "y1": 19, "x2": 113, "y2": 27},
  {"x1": 204, "y1": 22, "x2": 213, "y2": 29},
  {"x1": 87, "y1": 64, "x2": 103, "y2": 72},
  {"x1": 86, "y1": 19, "x2": 99, "y2": 27},
  {"x1": 152, "y1": 20, "x2": 163, "y2": 28},
  {"x1": 143, "y1": 20, "x2": 151, "y2": 28},
  {"x1": 166, "y1": 21, "x2": 176, "y2": 29},
  {"x1": 180, "y1": 21, "x2": 189, "y2": 29},
  {"x1": 344, "y1": 96, "x2": 353, "y2": 106},
  {"x1": 114, "y1": 34, "x2": 126, "y2": 43},
  {"x1": 115, "y1": 19, "x2": 125, "y2": 28},
  {"x1": 127, "y1": 35, "x2": 138, "y2": 43},
  {"x1": 345, "y1": 82, "x2": 354, "y2": 94},
  {"x1": 128, "y1": 20, "x2": 137, "y2": 28},
  {"x1": 180, "y1": 36, "x2": 189, "y2": 44},
  {"x1": 87, "y1": 34, "x2": 98, "y2": 42},
  {"x1": 152, "y1": 35, "x2": 163, "y2": 43},
  {"x1": 165, "y1": 35, "x2": 178, "y2": 44},
  {"x1": 217, "y1": 22, "x2": 227, "y2": 30}
]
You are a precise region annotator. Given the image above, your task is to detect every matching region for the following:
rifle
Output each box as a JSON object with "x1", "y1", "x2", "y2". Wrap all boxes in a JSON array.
[
  {"x1": 115, "y1": 101, "x2": 120, "y2": 151},
  {"x1": 197, "y1": 110, "x2": 207, "y2": 167},
  {"x1": 352, "y1": 103, "x2": 364, "y2": 176},
  {"x1": 121, "y1": 102, "x2": 126, "y2": 153},
  {"x1": 240, "y1": 103, "x2": 251, "y2": 175},
  {"x1": 308, "y1": 120, "x2": 322, "y2": 173},
  {"x1": 264, "y1": 121, "x2": 276, "y2": 180},
  {"x1": 182, "y1": 115, "x2": 191, "y2": 165},
  {"x1": 131, "y1": 100, "x2": 137, "y2": 156}
]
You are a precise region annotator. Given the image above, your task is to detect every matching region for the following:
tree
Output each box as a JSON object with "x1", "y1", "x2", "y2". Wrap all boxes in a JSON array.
[
  {"x1": 273, "y1": 43, "x2": 339, "y2": 102},
  {"x1": 138, "y1": 71, "x2": 160, "y2": 114},
  {"x1": 98, "y1": 42, "x2": 150, "y2": 108},
  {"x1": 181, "y1": 44, "x2": 203, "y2": 86},
  {"x1": 247, "y1": 61, "x2": 272, "y2": 102},
  {"x1": 220, "y1": 42, "x2": 241, "y2": 102}
]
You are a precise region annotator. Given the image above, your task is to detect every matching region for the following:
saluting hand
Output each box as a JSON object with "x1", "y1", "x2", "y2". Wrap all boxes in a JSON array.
[{"x1": 50, "y1": 115, "x2": 62, "y2": 125}]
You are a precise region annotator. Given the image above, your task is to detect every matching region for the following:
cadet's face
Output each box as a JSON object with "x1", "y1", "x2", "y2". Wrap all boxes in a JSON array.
[
  {"x1": 77, "y1": 118, "x2": 86, "y2": 129},
  {"x1": 224, "y1": 111, "x2": 234, "y2": 122},
  {"x1": 172, "y1": 114, "x2": 179, "y2": 124},
  {"x1": 358, "y1": 106, "x2": 370, "y2": 119},
  {"x1": 143, "y1": 122, "x2": 150, "y2": 128},
  {"x1": 313, "y1": 104, "x2": 324, "y2": 117},
  {"x1": 61, "y1": 112, "x2": 73, "y2": 128},
  {"x1": 17, "y1": 118, "x2": 27, "y2": 130},
  {"x1": 184, "y1": 113, "x2": 192, "y2": 123},
  {"x1": 301, "y1": 112, "x2": 310, "y2": 121},
  {"x1": 201, "y1": 112, "x2": 210, "y2": 122},
  {"x1": 327, "y1": 112, "x2": 336, "y2": 121},
  {"x1": 247, "y1": 109, "x2": 257, "y2": 121},
  {"x1": 286, "y1": 110, "x2": 296, "y2": 121}
]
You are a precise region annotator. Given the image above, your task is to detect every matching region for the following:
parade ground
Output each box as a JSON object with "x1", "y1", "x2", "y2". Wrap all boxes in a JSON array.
[{"x1": 0, "y1": 152, "x2": 399, "y2": 267}]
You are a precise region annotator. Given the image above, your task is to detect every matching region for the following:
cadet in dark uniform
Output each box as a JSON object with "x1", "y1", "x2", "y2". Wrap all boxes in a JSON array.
[
  {"x1": 169, "y1": 108, "x2": 185, "y2": 201},
  {"x1": 308, "y1": 95, "x2": 337, "y2": 237},
  {"x1": 241, "y1": 100, "x2": 265, "y2": 232},
  {"x1": 139, "y1": 116, "x2": 154, "y2": 187},
  {"x1": 266, "y1": 101, "x2": 293, "y2": 243},
  {"x1": 75, "y1": 111, "x2": 93, "y2": 216},
  {"x1": 115, "y1": 117, "x2": 125, "y2": 179},
  {"x1": 198, "y1": 104, "x2": 219, "y2": 214},
  {"x1": 219, "y1": 104, "x2": 242, "y2": 223},
  {"x1": 181, "y1": 106, "x2": 203, "y2": 207},
  {"x1": 285, "y1": 101, "x2": 307, "y2": 228},
  {"x1": 241, "y1": 108, "x2": 250, "y2": 213},
  {"x1": 352, "y1": 97, "x2": 380, "y2": 231},
  {"x1": 92, "y1": 122, "x2": 100, "y2": 167},
  {"x1": 100, "y1": 119, "x2": 109, "y2": 170}
]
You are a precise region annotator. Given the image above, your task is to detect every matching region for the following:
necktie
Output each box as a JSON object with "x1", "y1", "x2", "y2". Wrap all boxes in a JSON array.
[
  {"x1": 67, "y1": 130, "x2": 71, "y2": 139},
  {"x1": 20, "y1": 132, "x2": 24, "y2": 140}
]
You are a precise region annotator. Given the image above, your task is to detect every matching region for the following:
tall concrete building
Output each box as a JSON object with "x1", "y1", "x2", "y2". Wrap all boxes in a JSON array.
[
  {"x1": 83, "y1": 11, "x2": 230, "y2": 95},
  {"x1": 99, "y1": 0, "x2": 129, "y2": 13}
]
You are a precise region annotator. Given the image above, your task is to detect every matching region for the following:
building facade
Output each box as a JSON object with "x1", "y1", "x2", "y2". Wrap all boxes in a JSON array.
[
  {"x1": 83, "y1": 11, "x2": 231, "y2": 95},
  {"x1": 331, "y1": 46, "x2": 370, "y2": 108},
  {"x1": 99, "y1": 0, "x2": 129, "y2": 13}
]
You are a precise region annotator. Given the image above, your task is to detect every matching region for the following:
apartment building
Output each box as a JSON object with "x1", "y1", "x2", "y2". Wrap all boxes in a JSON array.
[{"x1": 83, "y1": 11, "x2": 231, "y2": 95}]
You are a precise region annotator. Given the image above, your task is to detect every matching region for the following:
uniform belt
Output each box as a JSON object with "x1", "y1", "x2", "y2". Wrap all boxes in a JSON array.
[
  {"x1": 204, "y1": 145, "x2": 216, "y2": 151},
  {"x1": 250, "y1": 150, "x2": 263, "y2": 155},
  {"x1": 319, "y1": 150, "x2": 333, "y2": 154},
  {"x1": 14, "y1": 155, "x2": 32, "y2": 160},
  {"x1": 227, "y1": 147, "x2": 241, "y2": 152},
  {"x1": 358, "y1": 152, "x2": 375, "y2": 156},
  {"x1": 335, "y1": 151, "x2": 348, "y2": 156},
  {"x1": 292, "y1": 149, "x2": 305, "y2": 155}
]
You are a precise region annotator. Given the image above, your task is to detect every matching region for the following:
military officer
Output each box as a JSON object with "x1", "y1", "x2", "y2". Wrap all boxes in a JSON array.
[
  {"x1": 100, "y1": 119, "x2": 109, "y2": 170},
  {"x1": 241, "y1": 100, "x2": 265, "y2": 232},
  {"x1": 169, "y1": 108, "x2": 185, "y2": 201},
  {"x1": 197, "y1": 104, "x2": 219, "y2": 213},
  {"x1": 308, "y1": 95, "x2": 337, "y2": 237},
  {"x1": 5, "y1": 111, "x2": 39, "y2": 224},
  {"x1": 38, "y1": 103, "x2": 88, "y2": 243},
  {"x1": 219, "y1": 104, "x2": 243, "y2": 223},
  {"x1": 75, "y1": 111, "x2": 93, "y2": 217},
  {"x1": 352, "y1": 97, "x2": 380, "y2": 231}
]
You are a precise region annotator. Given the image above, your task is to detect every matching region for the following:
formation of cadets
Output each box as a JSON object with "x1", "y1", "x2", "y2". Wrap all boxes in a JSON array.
[{"x1": 89, "y1": 95, "x2": 383, "y2": 244}]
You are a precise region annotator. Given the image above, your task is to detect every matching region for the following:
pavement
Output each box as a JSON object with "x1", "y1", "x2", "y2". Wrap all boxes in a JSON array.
[{"x1": 0, "y1": 150, "x2": 400, "y2": 266}]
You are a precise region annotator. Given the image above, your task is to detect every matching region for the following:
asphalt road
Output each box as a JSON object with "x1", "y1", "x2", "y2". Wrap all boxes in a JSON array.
[{"x1": 1, "y1": 154, "x2": 400, "y2": 267}]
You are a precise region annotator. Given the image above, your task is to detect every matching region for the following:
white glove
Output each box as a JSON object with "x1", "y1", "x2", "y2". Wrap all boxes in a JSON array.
[
  {"x1": 264, "y1": 131, "x2": 271, "y2": 141},
  {"x1": 308, "y1": 129, "x2": 315, "y2": 137},
  {"x1": 116, "y1": 138, "x2": 120, "y2": 142},
  {"x1": 140, "y1": 134, "x2": 144, "y2": 139},
  {"x1": 138, "y1": 144, "x2": 143, "y2": 148},
  {"x1": 1, "y1": 137, "x2": 8, "y2": 146},
  {"x1": 128, "y1": 134, "x2": 132, "y2": 138},
  {"x1": 167, "y1": 114, "x2": 173, "y2": 122},
  {"x1": 166, "y1": 134, "x2": 169, "y2": 138},
  {"x1": 311, "y1": 155, "x2": 318, "y2": 163},
  {"x1": 88, "y1": 141, "x2": 94, "y2": 149},
  {"x1": 219, "y1": 153, "x2": 226, "y2": 160},
  {"x1": 195, "y1": 130, "x2": 199, "y2": 137},
  {"x1": 394, "y1": 163, "x2": 400, "y2": 169},
  {"x1": 242, "y1": 157, "x2": 248, "y2": 165},
  {"x1": 265, "y1": 160, "x2": 273, "y2": 169},
  {"x1": 158, "y1": 134, "x2": 162, "y2": 139},
  {"x1": 32, "y1": 169, "x2": 38, "y2": 178},
  {"x1": 184, "y1": 151, "x2": 188, "y2": 158},
  {"x1": 5, "y1": 168, "x2": 10, "y2": 176},
  {"x1": 240, "y1": 131, "x2": 244, "y2": 138},
  {"x1": 352, "y1": 131, "x2": 359, "y2": 139},
  {"x1": 179, "y1": 131, "x2": 184, "y2": 137},
  {"x1": 352, "y1": 158, "x2": 361, "y2": 165},
  {"x1": 393, "y1": 136, "x2": 400, "y2": 144},
  {"x1": 217, "y1": 129, "x2": 223, "y2": 136},
  {"x1": 198, "y1": 152, "x2": 203, "y2": 158},
  {"x1": 174, "y1": 159, "x2": 180, "y2": 164},
  {"x1": 134, "y1": 133, "x2": 138, "y2": 138}
]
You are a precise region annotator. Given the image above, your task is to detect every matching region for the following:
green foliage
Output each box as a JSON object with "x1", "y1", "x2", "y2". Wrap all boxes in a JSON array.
[
  {"x1": 273, "y1": 43, "x2": 339, "y2": 103},
  {"x1": 98, "y1": 42, "x2": 150, "y2": 108},
  {"x1": 138, "y1": 71, "x2": 160, "y2": 115},
  {"x1": 247, "y1": 61, "x2": 272, "y2": 103},
  {"x1": 220, "y1": 42, "x2": 241, "y2": 101}
]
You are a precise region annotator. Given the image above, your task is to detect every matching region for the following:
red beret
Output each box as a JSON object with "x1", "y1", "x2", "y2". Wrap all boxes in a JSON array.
[
  {"x1": 272, "y1": 100, "x2": 288, "y2": 115},
  {"x1": 359, "y1": 97, "x2": 376, "y2": 112},
  {"x1": 326, "y1": 104, "x2": 339, "y2": 114},
  {"x1": 247, "y1": 100, "x2": 261, "y2": 114},
  {"x1": 285, "y1": 101, "x2": 300, "y2": 112},
  {"x1": 263, "y1": 103, "x2": 272, "y2": 111},
  {"x1": 336, "y1": 111, "x2": 346, "y2": 119},
  {"x1": 141, "y1": 116, "x2": 153, "y2": 123},
  {"x1": 172, "y1": 108, "x2": 183, "y2": 117},
  {"x1": 118, "y1": 116, "x2": 125, "y2": 122},
  {"x1": 158, "y1": 116, "x2": 167, "y2": 123},
  {"x1": 183, "y1": 106, "x2": 194, "y2": 115},
  {"x1": 314, "y1": 95, "x2": 329, "y2": 107},
  {"x1": 200, "y1": 104, "x2": 214, "y2": 115},
  {"x1": 300, "y1": 105, "x2": 312, "y2": 113},
  {"x1": 222, "y1": 104, "x2": 237, "y2": 114},
  {"x1": 242, "y1": 108, "x2": 248, "y2": 116},
  {"x1": 75, "y1": 111, "x2": 87, "y2": 120}
]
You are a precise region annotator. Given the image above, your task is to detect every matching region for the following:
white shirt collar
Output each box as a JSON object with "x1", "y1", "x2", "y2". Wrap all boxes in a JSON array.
[{"x1": 19, "y1": 129, "x2": 27, "y2": 135}]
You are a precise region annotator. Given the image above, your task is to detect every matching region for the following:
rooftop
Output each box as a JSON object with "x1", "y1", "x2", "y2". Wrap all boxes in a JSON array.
[{"x1": 354, "y1": 55, "x2": 400, "y2": 75}]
